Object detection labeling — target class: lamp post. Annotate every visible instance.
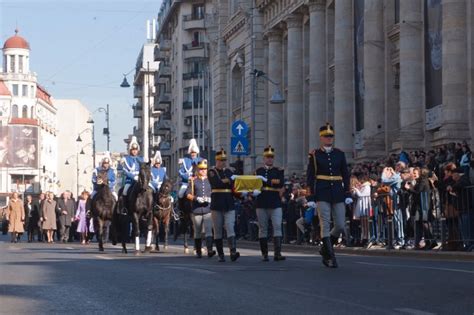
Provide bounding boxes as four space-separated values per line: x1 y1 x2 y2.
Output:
88 105 111 153
87 117 96 167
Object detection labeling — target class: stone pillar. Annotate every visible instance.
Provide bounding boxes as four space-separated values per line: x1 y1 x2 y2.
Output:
362 0 385 156
309 0 326 150
398 0 424 149
334 0 354 155
267 30 284 166
435 0 470 142
286 14 304 174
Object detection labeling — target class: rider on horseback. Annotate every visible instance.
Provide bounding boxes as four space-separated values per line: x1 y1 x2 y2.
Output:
178 138 202 199
91 152 117 200
120 136 144 213
150 150 168 194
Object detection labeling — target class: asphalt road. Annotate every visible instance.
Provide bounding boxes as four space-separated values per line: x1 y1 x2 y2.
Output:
0 234 473 315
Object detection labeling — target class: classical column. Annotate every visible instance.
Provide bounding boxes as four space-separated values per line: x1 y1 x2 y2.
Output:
363 0 385 156
436 0 470 142
309 0 326 150
334 0 354 155
267 30 284 166
286 14 304 174
398 0 424 149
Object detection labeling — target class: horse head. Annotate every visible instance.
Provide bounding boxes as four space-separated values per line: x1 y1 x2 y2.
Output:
96 169 109 187
138 162 152 190
159 180 172 197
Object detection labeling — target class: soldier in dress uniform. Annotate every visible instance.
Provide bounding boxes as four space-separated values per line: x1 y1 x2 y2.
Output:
91 152 117 200
254 145 286 261
150 151 168 194
306 123 352 268
186 159 216 258
208 148 240 262
178 139 202 199
120 136 144 212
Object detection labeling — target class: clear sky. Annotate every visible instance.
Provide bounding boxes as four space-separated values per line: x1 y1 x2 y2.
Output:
0 0 162 153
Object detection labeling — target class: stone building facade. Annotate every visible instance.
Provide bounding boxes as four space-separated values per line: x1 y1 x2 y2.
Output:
210 0 474 177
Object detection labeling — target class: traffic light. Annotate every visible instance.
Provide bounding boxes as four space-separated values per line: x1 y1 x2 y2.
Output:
42 165 46 173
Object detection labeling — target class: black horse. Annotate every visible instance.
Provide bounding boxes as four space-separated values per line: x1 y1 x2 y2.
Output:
175 190 194 253
152 180 173 251
127 162 155 254
91 169 116 252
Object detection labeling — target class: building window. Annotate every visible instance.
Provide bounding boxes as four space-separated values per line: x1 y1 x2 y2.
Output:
19 56 23 73
192 4 205 20
232 66 243 110
10 55 15 72
12 84 18 96
30 85 35 97
30 107 34 119
12 104 18 118
192 32 202 46
394 0 400 24
22 105 28 118
22 85 28 97
3 58 6 73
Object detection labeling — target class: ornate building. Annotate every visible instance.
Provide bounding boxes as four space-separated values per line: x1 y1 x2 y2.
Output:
209 0 474 176
0 30 58 202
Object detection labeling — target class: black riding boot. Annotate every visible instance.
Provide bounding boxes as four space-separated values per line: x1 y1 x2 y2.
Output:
259 238 269 261
206 237 216 258
227 236 240 262
322 237 338 268
215 239 225 262
194 238 202 258
274 237 286 261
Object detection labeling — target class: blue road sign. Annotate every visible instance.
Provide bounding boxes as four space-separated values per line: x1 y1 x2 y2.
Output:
231 137 249 156
231 120 249 137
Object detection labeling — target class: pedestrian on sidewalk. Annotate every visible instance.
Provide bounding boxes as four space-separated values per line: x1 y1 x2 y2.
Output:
56 191 75 243
41 192 57 243
24 195 40 242
75 191 91 245
7 192 24 243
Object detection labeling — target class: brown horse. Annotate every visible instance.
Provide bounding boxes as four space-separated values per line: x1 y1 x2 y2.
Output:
152 180 173 251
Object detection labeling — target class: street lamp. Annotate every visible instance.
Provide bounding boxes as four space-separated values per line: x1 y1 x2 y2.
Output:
120 74 131 88
90 106 111 152
252 69 285 104
87 117 96 167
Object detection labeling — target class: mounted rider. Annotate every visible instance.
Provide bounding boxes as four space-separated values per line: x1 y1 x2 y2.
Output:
91 151 117 200
150 150 168 194
178 138 202 199
120 136 144 210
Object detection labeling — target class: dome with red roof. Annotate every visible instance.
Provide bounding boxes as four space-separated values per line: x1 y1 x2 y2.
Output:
3 29 30 50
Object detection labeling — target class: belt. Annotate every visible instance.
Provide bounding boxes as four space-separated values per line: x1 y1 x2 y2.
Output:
316 175 343 181
262 187 281 192
211 189 232 193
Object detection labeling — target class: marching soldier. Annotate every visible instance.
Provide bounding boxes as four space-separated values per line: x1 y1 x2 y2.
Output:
91 152 117 200
254 145 286 261
186 159 216 258
178 139 202 198
307 123 352 268
208 148 240 262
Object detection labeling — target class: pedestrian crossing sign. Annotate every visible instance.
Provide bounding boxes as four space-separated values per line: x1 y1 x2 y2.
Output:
231 137 249 156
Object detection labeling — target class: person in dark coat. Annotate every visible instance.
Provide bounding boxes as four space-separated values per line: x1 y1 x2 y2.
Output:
24 195 40 242
56 191 76 243
208 148 239 262
306 123 352 268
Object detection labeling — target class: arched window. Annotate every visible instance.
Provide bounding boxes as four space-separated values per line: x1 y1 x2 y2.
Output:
22 105 28 118
11 104 18 118
30 106 34 119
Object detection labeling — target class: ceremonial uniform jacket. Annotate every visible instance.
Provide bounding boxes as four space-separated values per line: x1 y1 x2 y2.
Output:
92 167 116 192
255 166 284 209
150 166 167 192
121 155 144 184
208 167 235 212
306 147 350 203
179 156 202 184
186 176 212 215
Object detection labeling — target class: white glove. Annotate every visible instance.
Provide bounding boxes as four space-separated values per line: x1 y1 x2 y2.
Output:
133 175 139 181
205 197 211 203
196 197 205 203
230 175 237 180
257 175 268 182
345 198 353 205
253 190 261 197
307 201 316 209
170 196 174 203
241 191 248 197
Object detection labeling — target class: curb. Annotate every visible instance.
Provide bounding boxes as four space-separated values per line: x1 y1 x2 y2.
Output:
237 240 474 262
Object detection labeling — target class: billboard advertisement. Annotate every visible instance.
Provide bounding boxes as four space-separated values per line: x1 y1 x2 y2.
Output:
0 125 39 168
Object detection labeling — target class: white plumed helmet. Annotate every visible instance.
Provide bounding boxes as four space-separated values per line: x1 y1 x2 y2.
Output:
187 138 200 154
128 136 140 151
152 150 162 164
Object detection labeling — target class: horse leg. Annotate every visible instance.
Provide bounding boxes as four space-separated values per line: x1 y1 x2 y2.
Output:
164 215 170 249
144 212 154 253
132 212 141 255
98 218 104 252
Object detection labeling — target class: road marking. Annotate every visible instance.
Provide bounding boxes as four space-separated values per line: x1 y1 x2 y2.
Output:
164 266 215 275
356 261 474 275
95 255 114 260
394 308 436 315
65 247 74 250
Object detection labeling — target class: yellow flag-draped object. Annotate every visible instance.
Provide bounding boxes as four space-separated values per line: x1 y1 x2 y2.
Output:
233 175 263 192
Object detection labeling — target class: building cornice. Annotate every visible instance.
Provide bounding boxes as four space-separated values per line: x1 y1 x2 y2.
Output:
222 11 247 42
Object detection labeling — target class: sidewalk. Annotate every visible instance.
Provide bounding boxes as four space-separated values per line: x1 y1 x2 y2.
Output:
237 240 474 262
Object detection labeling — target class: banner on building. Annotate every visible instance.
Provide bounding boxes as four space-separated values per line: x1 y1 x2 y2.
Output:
0 125 39 168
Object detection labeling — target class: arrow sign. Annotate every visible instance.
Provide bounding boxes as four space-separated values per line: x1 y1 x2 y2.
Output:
231 137 249 156
231 120 248 137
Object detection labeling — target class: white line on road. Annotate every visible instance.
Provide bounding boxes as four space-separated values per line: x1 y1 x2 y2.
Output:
394 308 436 315
164 266 216 275
95 255 114 260
65 247 74 250
356 261 474 275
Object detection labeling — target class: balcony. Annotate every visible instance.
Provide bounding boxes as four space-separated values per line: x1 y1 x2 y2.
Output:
182 42 209 60
182 71 201 80
183 13 205 30
159 39 171 51
133 86 143 98
154 46 169 61
158 64 171 77
183 100 204 110
133 104 142 118
153 100 169 112
160 111 172 120
158 92 171 104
